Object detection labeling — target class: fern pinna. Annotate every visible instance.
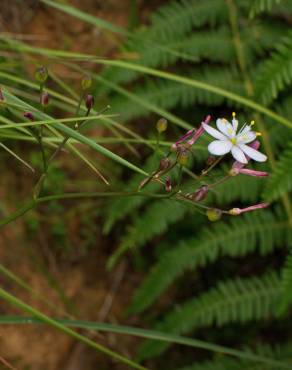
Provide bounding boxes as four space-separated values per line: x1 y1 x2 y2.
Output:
99 0 292 367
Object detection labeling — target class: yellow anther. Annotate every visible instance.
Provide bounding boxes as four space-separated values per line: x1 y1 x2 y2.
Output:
222 118 227 123
250 120 255 126
228 128 233 135
232 112 236 117
256 132 262 137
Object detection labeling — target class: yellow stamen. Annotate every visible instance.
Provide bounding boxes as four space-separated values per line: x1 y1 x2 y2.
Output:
231 138 237 145
256 132 262 137
232 112 236 117
250 120 255 126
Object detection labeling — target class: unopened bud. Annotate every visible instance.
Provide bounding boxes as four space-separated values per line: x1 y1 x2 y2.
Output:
156 118 168 133
23 112 34 121
206 156 216 166
81 76 92 90
177 149 189 166
192 185 209 201
206 208 222 222
40 91 49 106
85 94 94 110
171 143 178 152
165 177 172 192
35 66 48 83
159 158 171 171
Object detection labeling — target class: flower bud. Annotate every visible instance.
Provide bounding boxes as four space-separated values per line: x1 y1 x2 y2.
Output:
40 91 49 106
177 149 189 166
206 156 216 166
23 112 34 121
159 157 171 171
192 185 209 202
85 94 94 110
206 208 222 222
81 76 92 90
165 177 172 192
171 143 178 152
156 118 168 133
35 66 48 83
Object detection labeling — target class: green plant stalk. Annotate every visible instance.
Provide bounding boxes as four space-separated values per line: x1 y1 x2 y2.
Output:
0 289 149 370
1 315 291 369
226 0 292 224
5 42 292 129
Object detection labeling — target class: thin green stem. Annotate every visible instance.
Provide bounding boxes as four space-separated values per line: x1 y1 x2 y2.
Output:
0 289 149 370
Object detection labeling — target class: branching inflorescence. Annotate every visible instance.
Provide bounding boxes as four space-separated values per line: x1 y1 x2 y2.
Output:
139 113 269 221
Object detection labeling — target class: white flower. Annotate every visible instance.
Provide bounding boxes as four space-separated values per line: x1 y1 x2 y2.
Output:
202 114 267 164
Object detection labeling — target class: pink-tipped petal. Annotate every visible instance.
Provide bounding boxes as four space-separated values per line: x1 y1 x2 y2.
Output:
231 146 248 164
208 140 232 155
202 123 226 140
239 144 267 162
239 168 269 177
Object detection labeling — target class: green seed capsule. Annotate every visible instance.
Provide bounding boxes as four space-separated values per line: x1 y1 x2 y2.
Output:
156 118 168 133
206 208 222 222
81 76 92 90
177 150 189 166
35 66 48 83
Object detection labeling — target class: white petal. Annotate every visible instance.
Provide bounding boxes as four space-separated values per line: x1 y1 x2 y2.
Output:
216 118 235 138
239 124 251 135
231 146 248 164
208 140 232 155
239 144 267 162
202 123 226 140
237 131 257 144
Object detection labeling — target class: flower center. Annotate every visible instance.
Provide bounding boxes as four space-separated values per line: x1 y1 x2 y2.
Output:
230 137 237 145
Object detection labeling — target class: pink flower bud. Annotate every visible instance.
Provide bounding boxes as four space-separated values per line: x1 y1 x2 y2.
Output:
187 115 211 146
165 177 172 192
40 91 49 106
237 168 268 177
228 202 269 215
190 185 209 201
23 112 34 121
85 94 94 110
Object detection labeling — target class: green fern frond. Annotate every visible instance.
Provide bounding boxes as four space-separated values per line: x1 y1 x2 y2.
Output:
107 199 189 269
278 252 292 314
255 30 292 104
145 0 227 42
138 272 281 360
179 342 292 370
129 210 289 315
103 154 160 234
263 142 292 201
250 0 282 18
109 68 244 122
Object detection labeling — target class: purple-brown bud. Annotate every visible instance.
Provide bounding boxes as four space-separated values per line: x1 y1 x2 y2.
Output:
165 177 172 192
192 185 209 201
159 157 171 171
85 94 94 110
23 112 34 121
40 91 49 106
